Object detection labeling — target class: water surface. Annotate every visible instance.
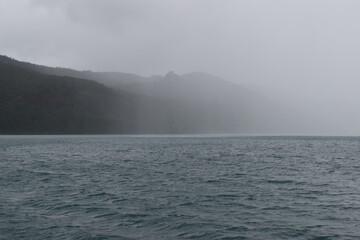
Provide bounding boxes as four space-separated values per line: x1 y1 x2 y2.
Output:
1 135 359 239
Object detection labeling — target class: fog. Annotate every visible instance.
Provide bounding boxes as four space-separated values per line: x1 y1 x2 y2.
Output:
1 0 360 134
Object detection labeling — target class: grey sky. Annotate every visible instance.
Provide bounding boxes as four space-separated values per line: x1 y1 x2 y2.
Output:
1 0 360 133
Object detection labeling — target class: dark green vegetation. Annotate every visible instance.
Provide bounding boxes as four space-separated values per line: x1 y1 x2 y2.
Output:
0 56 141 134
0 55 314 134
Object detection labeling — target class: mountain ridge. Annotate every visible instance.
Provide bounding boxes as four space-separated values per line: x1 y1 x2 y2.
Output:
0 54 320 134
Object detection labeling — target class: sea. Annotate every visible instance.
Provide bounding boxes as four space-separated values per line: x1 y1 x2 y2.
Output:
0 135 359 240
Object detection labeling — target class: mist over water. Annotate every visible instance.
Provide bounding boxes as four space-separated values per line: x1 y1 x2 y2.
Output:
93 71 344 135
2 2 360 240
1 0 360 135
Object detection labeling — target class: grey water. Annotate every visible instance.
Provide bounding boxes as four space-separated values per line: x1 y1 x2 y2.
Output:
1 135 360 240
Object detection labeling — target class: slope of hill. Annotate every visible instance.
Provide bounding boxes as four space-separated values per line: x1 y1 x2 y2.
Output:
0 55 150 87
117 71 319 134
0 54 319 134
0 57 141 134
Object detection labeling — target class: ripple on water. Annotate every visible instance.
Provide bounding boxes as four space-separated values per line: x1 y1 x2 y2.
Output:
1 135 360 239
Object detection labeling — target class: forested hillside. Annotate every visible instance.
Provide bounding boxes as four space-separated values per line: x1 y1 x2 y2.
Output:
0 55 316 134
0 58 140 134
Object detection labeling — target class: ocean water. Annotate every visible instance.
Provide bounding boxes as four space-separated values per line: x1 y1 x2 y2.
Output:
1 135 360 240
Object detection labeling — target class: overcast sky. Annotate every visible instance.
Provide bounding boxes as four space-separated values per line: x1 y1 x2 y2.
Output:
1 0 360 132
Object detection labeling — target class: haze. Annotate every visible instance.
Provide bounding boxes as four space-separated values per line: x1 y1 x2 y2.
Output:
1 0 360 135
